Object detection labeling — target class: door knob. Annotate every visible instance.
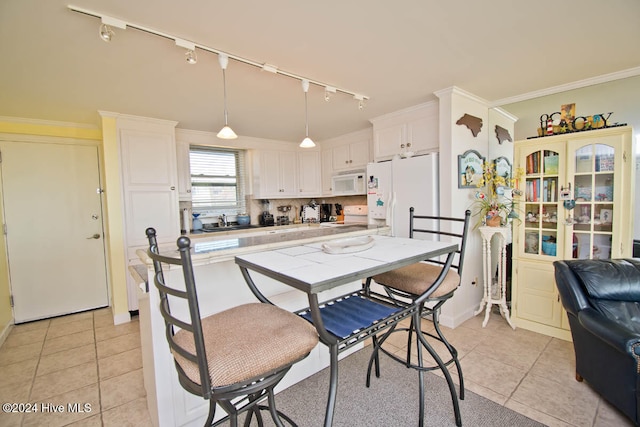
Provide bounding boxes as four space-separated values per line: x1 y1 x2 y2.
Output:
86 233 101 240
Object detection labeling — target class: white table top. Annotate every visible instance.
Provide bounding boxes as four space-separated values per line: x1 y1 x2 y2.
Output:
235 235 457 294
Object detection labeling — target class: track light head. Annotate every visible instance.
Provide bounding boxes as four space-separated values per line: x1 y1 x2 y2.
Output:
354 94 366 110
99 23 114 42
175 39 197 64
324 86 336 102
185 49 197 64
99 15 126 42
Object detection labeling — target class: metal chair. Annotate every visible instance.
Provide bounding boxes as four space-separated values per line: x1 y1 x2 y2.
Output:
365 208 471 427
146 228 319 427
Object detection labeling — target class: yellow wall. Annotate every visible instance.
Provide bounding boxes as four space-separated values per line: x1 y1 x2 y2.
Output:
0 166 12 338
99 116 129 321
0 118 129 328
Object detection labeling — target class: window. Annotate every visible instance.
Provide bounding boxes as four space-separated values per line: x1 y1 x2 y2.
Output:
189 146 246 213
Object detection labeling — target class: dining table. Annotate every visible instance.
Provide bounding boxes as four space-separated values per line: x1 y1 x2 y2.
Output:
235 234 458 427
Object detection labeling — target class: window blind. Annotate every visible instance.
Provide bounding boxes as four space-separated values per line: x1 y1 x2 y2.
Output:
189 146 246 214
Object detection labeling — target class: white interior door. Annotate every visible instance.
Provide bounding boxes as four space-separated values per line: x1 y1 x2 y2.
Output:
1 140 108 323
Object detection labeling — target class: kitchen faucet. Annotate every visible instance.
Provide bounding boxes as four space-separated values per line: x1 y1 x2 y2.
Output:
219 213 228 227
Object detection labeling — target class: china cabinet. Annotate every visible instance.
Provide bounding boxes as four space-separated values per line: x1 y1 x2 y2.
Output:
512 126 634 339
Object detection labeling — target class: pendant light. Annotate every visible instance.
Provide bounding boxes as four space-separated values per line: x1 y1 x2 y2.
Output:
300 79 315 148
217 53 237 139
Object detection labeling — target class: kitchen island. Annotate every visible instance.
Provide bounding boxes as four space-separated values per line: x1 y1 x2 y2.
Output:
135 223 389 427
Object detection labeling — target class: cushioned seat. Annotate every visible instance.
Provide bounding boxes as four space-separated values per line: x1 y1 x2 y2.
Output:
146 228 318 427
372 264 460 298
554 258 640 426
173 303 318 388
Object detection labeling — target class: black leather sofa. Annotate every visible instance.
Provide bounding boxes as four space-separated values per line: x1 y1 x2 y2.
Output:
554 259 640 426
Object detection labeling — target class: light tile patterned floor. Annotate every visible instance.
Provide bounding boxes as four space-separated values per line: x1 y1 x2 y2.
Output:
0 307 634 426
0 308 150 427
384 311 634 427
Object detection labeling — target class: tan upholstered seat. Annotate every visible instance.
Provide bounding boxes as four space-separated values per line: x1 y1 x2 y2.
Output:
173 303 318 387
146 229 318 426
372 263 461 299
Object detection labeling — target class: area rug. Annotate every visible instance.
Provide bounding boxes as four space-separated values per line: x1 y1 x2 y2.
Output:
262 347 545 427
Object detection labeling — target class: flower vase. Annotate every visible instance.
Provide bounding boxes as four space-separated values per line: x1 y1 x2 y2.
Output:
486 215 501 227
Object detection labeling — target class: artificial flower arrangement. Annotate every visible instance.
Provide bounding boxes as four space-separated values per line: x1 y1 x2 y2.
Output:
471 161 524 228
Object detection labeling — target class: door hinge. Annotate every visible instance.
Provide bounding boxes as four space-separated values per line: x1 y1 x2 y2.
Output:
2 223 6 235
9 295 13 307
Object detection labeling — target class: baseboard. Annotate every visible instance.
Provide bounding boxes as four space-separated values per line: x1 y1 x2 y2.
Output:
0 321 14 347
439 304 477 329
113 311 131 325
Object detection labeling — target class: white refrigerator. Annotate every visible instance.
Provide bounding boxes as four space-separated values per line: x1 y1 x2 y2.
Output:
366 153 439 237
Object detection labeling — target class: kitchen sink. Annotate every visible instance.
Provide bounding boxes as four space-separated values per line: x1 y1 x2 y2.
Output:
201 224 265 233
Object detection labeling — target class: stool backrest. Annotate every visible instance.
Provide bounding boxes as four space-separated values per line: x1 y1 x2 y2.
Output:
409 208 471 277
145 228 212 399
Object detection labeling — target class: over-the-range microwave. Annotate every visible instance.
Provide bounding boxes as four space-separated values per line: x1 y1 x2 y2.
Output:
332 172 366 196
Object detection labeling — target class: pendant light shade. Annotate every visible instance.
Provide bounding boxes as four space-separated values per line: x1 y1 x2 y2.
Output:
300 79 315 148
217 53 237 139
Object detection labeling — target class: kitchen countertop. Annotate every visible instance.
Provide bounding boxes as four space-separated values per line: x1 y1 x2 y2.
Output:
135 223 390 273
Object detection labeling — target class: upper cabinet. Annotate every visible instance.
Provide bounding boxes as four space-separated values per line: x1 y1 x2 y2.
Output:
370 101 438 161
332 138 370 171
252 149 321 199
320 128 372 195
176 140 192 201
117 118 180 247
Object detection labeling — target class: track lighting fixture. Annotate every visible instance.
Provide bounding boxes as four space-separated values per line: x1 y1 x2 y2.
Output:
354 94 366 110
98 15 126 42
175 39 197 64
99 24 114 42
300 80 315 148
216 53 237 139
324 86 336 102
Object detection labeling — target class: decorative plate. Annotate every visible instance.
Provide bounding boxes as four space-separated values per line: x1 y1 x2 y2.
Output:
321 236 375 254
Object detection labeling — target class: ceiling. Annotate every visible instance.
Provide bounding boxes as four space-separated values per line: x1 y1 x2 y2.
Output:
2 0 640 142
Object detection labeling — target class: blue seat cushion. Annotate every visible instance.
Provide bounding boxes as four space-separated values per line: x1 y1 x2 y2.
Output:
300 294 401 340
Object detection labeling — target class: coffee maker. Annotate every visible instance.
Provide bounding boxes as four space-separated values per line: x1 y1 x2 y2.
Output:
259 199 274 226
320 203 332 222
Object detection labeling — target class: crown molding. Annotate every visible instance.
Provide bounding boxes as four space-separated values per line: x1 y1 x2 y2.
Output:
491 66 640 107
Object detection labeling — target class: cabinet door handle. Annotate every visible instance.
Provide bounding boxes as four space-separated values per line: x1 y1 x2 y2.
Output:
170 186 175 190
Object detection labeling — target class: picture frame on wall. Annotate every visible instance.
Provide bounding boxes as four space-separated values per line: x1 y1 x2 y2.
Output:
458 149 485 188
493 156 512 184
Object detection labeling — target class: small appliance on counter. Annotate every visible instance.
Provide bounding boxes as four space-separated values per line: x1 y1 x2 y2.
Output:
320 203 332 222
302 204 320 223
259 199 274 226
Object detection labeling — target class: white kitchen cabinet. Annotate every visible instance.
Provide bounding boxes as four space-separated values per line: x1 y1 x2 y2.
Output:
511 126 634 340
253 150 322 199
321 148 334 195
116 115 179 312
371 101 438 161
176 140 192 201
332 139 370 172
297 150 321 196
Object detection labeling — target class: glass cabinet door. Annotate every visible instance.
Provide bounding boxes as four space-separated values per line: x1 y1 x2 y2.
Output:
522 144 564 258
569 143 616 259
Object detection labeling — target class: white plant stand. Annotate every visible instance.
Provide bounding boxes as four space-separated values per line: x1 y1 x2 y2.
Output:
474 226 516 329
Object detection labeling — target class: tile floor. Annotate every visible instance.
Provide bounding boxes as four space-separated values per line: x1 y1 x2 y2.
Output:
0 307 634 426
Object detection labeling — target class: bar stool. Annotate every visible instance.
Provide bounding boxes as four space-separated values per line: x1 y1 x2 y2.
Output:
365 209 471 427
146 228 319 426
